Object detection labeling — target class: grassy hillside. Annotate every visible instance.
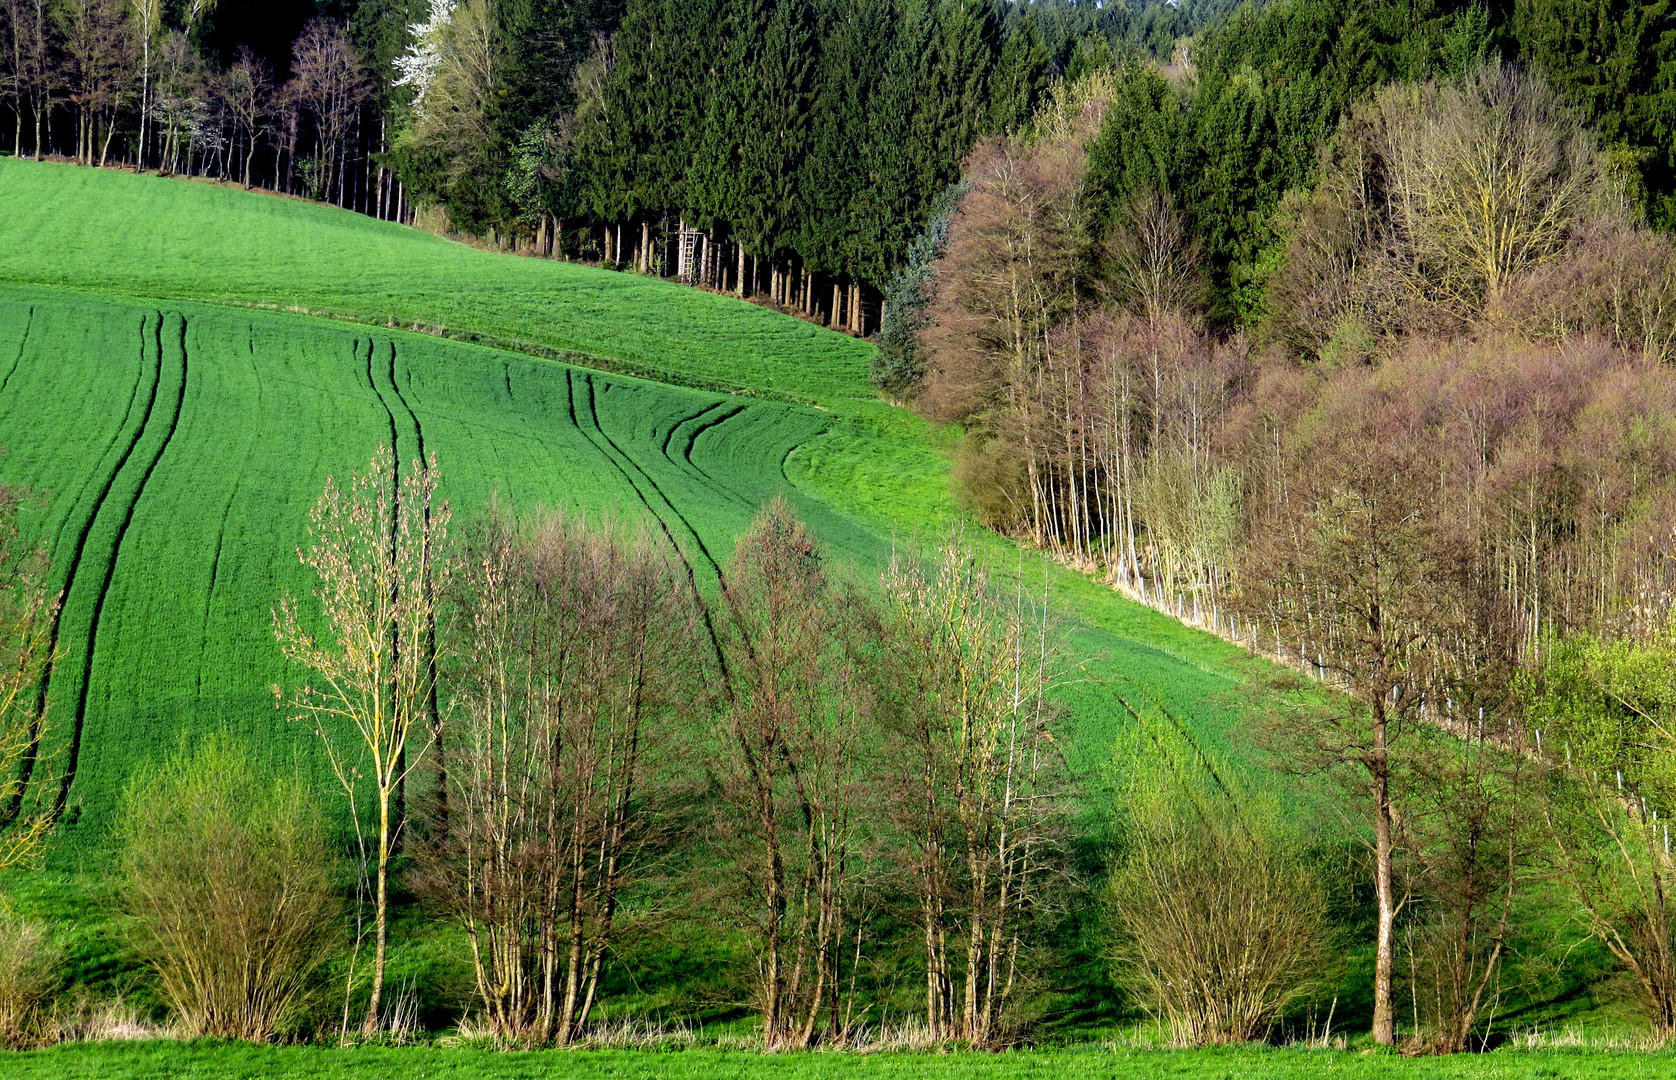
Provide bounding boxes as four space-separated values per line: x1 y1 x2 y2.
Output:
0 160 871 404
0 158 1267 863
0 288 861 852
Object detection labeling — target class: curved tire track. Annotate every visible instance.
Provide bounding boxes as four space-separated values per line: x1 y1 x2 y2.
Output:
196 325 266 697
0 304 33 400
578 372 721 577
567 371 731 674
659 401 758 509
8 311 162 826
46 312 190 818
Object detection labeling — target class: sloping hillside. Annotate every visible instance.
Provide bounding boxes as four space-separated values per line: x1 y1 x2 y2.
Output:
0 161 1266 857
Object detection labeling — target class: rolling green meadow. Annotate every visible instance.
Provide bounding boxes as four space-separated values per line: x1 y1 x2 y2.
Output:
0 156 1255 854
0 159 1644 1076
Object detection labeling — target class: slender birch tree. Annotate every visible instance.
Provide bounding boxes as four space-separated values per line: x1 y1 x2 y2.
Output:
883 532 1067 1046
274 445 450 1037
0 487 56 870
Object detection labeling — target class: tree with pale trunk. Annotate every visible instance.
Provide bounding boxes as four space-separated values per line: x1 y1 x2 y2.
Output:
128 0 156 165
1238 429 1479 1047
882 532 1067 1046
286 18 370 202
1269 61 1606 355
216 47 272 187
274 445 449 1038
0 486 57 871
393 0 499 188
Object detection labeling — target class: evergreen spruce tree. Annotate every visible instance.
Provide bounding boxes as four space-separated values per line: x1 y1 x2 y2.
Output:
988 14 1049 135
796 0 886 283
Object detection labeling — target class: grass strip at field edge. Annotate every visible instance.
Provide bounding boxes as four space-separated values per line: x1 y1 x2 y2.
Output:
6 1041 1671 1079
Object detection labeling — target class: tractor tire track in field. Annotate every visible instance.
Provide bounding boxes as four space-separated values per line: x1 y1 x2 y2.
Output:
660 401 756 508
47 312 189 819
8 311 162 826
196 326 265 697
0 304 32 399
576 372 721 577
386 342 427 465
566 370 731 675
382 341 443 782
362 338 403 460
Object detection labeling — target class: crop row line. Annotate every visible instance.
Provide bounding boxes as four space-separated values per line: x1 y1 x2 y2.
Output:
566 370 732 675
43 312 189 820
10 310 161 827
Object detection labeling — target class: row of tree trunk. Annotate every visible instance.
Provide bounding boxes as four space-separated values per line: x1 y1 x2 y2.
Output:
519 214 874 335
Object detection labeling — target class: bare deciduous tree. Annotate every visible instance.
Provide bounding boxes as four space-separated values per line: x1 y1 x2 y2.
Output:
883 533 1066 1046
713 499 877 1048
0 485 55 870
428 507 706 1043
1271 62 1605 354
1103 188 1199 324
274 445 449 1037
53 0 132 166
216 46 271 188
1239 459 1440 1047
286 18 369 202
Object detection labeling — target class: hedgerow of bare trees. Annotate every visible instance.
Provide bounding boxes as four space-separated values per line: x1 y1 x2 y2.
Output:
428 508 706 1043
903 52 1676 1049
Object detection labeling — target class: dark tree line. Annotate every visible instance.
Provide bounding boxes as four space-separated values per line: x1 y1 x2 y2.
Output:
0 1 1197 332
395 0 1138 333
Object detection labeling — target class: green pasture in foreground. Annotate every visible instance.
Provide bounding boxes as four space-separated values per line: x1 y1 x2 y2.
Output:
8 1043 1671 1080
0 160 1267 859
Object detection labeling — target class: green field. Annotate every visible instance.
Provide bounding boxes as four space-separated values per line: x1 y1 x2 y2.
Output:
0 159 1395 1073
0 287 860 849
0 158 1261 857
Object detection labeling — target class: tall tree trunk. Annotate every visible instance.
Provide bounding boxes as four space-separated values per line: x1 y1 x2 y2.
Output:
98 111 115 168
363 789 392 1035
1371 705 1397 1046
737 245 746 297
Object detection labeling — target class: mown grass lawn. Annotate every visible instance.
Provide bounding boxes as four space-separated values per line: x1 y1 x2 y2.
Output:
8 1043 1671 1080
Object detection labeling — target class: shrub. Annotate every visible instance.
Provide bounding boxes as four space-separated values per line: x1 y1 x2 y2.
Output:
0 909 59 1047
1103 719 1329 1044
117 735 340 1040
